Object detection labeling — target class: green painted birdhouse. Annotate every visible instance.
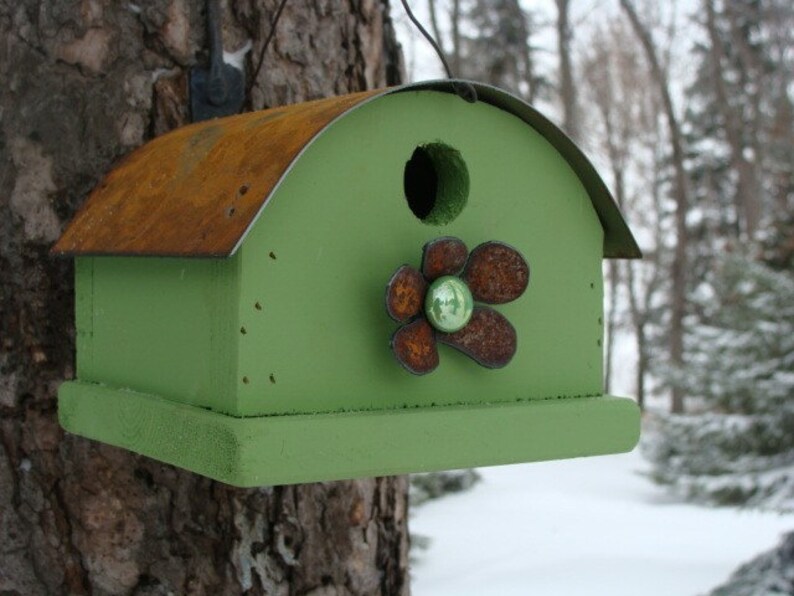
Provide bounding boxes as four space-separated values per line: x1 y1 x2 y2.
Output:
53 81 642 487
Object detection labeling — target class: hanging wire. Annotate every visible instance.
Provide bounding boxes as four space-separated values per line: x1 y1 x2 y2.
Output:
399 0 453 78
249 0 291 95
399 0 477 102
248 0 476 103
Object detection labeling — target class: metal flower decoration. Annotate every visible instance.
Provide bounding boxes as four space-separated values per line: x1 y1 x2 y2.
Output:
386 237 530 375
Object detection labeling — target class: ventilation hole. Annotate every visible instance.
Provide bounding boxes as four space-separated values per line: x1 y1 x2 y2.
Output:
597 339 603 347
590 282 595 289
598 316 603 325
240 326 247 335
226 206 236 217
269 374 276 384
242 376 250 384
404 142 469 226
254 302 263 311
238 184 250 197
268 251 277 260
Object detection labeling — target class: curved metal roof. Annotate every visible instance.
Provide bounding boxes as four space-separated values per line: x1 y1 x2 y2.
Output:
52 80 640 259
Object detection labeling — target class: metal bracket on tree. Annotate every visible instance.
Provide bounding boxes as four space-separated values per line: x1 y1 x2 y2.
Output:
190 0 245 122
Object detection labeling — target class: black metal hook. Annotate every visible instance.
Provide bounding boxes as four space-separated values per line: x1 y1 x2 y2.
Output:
190 0 246 121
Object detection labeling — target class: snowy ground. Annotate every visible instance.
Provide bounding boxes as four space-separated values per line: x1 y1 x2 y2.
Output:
410 448 794 596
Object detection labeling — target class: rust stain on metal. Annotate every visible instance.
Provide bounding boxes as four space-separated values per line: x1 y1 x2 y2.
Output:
388 236 528 374
462 241 530 304
421 237 468 281
437 307 517 368
52 81 641 259
386 265 427 323
51 89 383 257
390 318 439 375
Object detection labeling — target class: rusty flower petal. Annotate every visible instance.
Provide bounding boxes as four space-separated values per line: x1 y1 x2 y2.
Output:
386 265 427 323
421 237 468 281
462 241 529 304
391 318 439 375
437 307 517 368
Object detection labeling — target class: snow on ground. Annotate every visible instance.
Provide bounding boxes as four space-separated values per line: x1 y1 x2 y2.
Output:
410 448 794 596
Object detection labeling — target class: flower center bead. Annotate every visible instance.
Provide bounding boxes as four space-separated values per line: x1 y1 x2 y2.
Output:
424 276 474 333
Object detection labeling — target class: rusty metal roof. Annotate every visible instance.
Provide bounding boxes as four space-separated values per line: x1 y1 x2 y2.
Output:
52 81 641 259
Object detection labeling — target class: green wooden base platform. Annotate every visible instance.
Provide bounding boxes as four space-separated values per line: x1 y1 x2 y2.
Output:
58 381 640 487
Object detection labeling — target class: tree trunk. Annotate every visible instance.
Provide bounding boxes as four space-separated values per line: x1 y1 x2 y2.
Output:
450 0 461 76
621 0 689 414
704 0 761 241
0 1 407 594
555 0 580 142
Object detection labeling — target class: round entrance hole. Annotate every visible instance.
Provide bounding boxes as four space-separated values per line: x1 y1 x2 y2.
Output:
403 143 469 226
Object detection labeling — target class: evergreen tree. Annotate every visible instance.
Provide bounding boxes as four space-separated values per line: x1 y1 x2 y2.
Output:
458 0 547 103
644 0 794 512
684 0 794 245
709 532 794 595
644 252 794 510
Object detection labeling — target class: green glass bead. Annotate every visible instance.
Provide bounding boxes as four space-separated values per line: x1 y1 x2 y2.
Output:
424 276 474 333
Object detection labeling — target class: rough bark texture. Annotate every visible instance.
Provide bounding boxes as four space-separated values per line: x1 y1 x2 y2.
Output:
0 1 408 594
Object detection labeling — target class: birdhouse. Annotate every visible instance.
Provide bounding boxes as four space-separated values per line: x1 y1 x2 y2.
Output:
53 81 642 487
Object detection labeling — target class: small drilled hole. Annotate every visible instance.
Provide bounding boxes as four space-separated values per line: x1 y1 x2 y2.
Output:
240 326 247 335
226 206 236 217
268 251 277 260
269 374 276 384
597 339 603 347
590 282 595 289
404 143 469 226
254 302 263 311
242 376 250 384
238 184 250 196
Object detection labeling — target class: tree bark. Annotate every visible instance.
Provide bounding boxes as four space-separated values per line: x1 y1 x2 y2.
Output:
0 1 407 594
620 0 689 414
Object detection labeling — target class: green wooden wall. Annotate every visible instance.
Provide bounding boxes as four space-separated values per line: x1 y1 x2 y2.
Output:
75 255 241 415
74 91 605 418
235 91 605 416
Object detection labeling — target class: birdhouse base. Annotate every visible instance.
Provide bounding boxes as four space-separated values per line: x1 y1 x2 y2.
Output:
58 381 640 487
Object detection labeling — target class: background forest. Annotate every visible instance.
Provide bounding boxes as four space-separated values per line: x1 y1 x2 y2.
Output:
398 0 794 593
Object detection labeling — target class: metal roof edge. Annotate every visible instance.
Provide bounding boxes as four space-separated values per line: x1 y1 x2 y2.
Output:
232 79 642 259
52 81 640 259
